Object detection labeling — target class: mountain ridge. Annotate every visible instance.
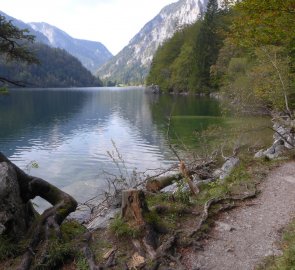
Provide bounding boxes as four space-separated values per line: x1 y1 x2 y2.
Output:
97 0 210 84
0 11 102 87
0 11 113 74
29 22 113 74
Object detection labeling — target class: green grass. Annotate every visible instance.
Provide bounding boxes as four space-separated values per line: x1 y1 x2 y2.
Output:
109 215 141 238
76 254 90 270
34 240 76 270
0 236 22 261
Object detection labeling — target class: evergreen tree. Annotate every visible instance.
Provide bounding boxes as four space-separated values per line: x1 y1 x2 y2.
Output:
194 0 221 90
0 15 38 85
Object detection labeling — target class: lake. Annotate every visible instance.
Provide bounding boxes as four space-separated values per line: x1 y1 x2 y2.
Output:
0 87 260 205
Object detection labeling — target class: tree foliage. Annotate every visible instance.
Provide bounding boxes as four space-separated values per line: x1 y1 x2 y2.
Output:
147 0 295 114
231 0 295 49
0 15 38 64
218 0 295 113
0 15 40 86
147 1 230 94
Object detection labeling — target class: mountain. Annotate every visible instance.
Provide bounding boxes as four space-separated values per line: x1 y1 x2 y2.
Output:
97 0 210 85
0 43 102 88
29 22 113 74
0 11 102 87
0 11 50 45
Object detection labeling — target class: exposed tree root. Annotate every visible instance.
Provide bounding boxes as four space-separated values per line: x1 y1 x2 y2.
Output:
145 191 258 269
0 152 78 270
189 190 257 237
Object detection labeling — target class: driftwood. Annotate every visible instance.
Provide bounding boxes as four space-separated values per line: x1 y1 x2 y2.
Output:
0 152 78 270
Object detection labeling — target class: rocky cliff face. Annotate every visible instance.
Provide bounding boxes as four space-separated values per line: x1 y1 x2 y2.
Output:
29 22 113 74
97 0 210 84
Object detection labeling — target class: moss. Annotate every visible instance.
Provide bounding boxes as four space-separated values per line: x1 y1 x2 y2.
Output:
32 221 87 269
146 193 171 208
61 220 87 242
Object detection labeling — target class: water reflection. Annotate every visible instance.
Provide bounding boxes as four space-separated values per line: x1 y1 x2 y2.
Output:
0 87 221 203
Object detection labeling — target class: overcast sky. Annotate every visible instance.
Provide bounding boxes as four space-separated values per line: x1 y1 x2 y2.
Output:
0 0 177 55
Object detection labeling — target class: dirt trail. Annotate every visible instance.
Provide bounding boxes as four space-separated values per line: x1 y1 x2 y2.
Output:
182 162 295 270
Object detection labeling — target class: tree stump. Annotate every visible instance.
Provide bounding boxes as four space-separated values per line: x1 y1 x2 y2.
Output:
121 189 149 227
121 189 158 259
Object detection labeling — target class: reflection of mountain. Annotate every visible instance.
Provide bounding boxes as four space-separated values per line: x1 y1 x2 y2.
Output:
0 88 221 161
0 89 89 149
0 88 222 202
0 88 174 171
0 89 176 179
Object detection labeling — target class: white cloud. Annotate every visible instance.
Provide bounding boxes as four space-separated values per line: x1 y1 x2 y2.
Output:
0 0 176 54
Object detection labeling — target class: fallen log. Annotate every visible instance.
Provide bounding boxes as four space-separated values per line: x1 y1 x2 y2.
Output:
146 160 215 193
146 173 183 193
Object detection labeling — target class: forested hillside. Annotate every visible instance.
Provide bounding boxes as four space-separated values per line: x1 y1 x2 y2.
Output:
0 13 102 88
29 22 113 74
147 0 295 113
147 0 229 93
0 43 102 87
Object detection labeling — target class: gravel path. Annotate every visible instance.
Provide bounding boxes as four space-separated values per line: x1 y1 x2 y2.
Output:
183 162 295 270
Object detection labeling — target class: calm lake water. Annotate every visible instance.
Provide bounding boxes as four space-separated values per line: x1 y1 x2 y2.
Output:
0 87 222 203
